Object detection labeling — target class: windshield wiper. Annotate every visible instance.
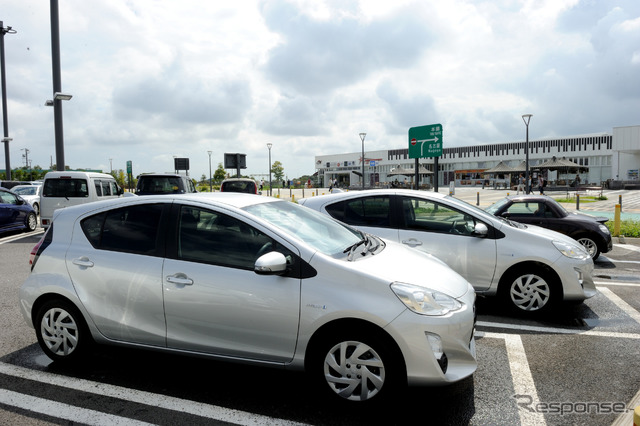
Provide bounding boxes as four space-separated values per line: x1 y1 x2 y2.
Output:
344 235 369 260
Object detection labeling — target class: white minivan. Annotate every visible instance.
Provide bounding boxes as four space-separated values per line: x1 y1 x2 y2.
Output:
40 171 123 228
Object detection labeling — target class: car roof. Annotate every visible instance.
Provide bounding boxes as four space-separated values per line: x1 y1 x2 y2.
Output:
53 192 279 220
505 194 554 201
300 188 448 206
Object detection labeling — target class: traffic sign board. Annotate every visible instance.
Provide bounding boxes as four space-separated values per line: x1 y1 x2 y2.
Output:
408 124 443 158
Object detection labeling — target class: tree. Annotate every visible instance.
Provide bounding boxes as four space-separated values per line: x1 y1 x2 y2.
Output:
214 163 226 183
200 174 207 185
271 161 284 183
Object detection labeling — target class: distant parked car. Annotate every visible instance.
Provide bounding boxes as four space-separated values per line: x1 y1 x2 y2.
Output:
220 178 259 194
11 184 42 215
20 193 476 402
299 189 596 315
0 187 38 234
485 195 612 260
135 174 197 195
40 171 123 229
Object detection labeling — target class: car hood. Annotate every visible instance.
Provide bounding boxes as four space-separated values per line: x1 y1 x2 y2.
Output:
333 238 473 299
567 211 608 223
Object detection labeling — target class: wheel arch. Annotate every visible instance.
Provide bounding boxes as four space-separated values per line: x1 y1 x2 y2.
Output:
498 260 563 300
304 318 407 379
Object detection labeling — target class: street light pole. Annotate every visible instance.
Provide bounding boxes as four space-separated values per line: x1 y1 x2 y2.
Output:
1 22 16 180
359 133 366 190
267 143 272 196
207 150 212 192
522 114 533 194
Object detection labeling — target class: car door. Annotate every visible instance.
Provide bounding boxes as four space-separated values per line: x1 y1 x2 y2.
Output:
0 191 25 232
65 203 168 346
162 204 301 363
395 195 497 291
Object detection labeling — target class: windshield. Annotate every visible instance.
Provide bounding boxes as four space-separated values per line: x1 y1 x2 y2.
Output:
12 186 37 196
485 197 511 215
243 201 364 256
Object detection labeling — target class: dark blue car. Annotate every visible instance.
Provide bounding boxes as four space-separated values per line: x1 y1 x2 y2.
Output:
0 187 38 235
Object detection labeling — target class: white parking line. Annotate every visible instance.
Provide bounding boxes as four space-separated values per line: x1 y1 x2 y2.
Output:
0 230 43 245
0 389 153 426
478 332 546 425
477 321 640 339
594 281 640 287
0 362 308 426
598 287 640 325
613 244 640 253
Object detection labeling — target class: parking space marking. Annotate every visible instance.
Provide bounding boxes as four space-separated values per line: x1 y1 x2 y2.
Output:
594 281 640 287
612 244 640 253
477 332 546 425
598 287 640 325
0 362 309 426
0 389 153 426
477 322 640 339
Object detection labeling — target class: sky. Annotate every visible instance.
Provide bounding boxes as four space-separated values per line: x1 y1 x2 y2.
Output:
2 0 639 181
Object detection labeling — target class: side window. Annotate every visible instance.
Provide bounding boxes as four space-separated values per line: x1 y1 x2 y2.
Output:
505 202 543 217
94 180 103 197
81 204 164 255
401 197 476 236
325 196 391 228
0 192 17 204
110 181 120 196
177 206 288 270
186 179 196 193
102 181 112 196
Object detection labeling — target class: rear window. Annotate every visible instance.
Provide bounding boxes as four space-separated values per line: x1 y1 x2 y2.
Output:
137 176 186 194
221 180 257 194
43 178 89 198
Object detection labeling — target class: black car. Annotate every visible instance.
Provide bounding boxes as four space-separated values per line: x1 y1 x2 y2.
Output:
486 195 612 259
135 174 197 195
0 187 38 234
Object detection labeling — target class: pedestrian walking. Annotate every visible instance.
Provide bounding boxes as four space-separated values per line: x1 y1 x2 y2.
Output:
517 173 525 194
538 175 545 195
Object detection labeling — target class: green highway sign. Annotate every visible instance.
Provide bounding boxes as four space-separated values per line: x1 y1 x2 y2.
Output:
408 124 443 158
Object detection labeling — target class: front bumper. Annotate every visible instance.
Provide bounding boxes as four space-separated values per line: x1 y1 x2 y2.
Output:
385 284 477 386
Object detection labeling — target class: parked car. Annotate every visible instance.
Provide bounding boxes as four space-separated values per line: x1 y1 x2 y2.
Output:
220 178 259 194
20 193 476 402
11 184 42 215
485 195 612 260
298 189 596 315
41 171 123 229
135 173 197 195
0 187 38 234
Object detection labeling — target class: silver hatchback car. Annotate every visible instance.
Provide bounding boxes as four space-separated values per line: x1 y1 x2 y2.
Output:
299 189 597 315
20 193 476 403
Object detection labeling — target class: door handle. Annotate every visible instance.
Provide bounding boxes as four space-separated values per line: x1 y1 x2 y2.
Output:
402 238 423 247
166 273 194 286
72 257 94 268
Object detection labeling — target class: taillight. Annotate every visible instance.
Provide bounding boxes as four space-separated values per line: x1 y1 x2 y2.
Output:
29 238 43 266
30 225 52 269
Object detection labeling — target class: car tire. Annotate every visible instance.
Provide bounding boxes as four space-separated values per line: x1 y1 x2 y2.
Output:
576 236 600 260
33 203 40 216
35 300 92 362
312 329 402 403
26 212 38 232
501 268 558 314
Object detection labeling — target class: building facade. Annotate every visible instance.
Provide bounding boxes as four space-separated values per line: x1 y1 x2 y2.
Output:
315 125 640 189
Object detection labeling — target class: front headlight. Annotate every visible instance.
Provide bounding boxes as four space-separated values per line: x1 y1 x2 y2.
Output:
391 282 462 316
599 224 610 234
552 240 590 260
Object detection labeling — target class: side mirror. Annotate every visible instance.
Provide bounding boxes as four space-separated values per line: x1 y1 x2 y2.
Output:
473 222 489 238
254 251 287 275
500 212 510 218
